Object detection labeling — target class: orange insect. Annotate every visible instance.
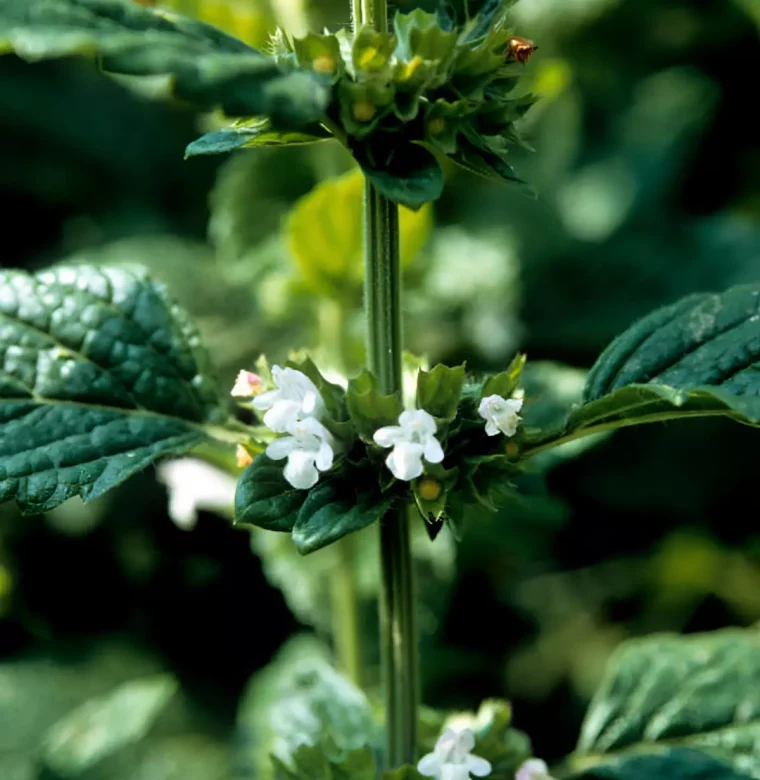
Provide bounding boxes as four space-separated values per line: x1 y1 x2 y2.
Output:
507 36 537 64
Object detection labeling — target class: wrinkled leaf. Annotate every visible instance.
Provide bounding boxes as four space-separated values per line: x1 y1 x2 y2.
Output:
570 628 760 779
186 118 331 157
567 748 753 780
0 0 328 127
42 675 178 776
417 363 466 421
525 285 760 455
287 169 432 299
354 139 445 210
235 454 307 532
0 266 227 514
237 635 379 779
346 370 403 440
292 474 392 554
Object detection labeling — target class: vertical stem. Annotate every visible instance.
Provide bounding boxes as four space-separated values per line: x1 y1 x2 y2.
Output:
318 300 363 687
332 536 363 687
365 187 418 767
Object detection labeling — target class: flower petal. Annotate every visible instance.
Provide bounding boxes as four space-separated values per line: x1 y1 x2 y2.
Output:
400 408 437 435
315 440 334 472
505 397 524 413
373 425 403 448
441 765 470 780
516 759 550 780
386 442 424 481
435 728 459 753
263 400 302 432
484 420 500 436
423 436 444 464
284 450 319 489
465 754 492 777
416 753 442 777
454 728 475 756
251 389 280 411
266 437 296 461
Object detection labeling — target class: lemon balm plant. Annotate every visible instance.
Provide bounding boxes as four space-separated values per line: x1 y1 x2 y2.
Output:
2 2 760 779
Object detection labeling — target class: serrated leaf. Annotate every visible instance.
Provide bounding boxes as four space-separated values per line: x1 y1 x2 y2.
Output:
42 675 178 776
235 454 307 531
354 139 445 210
292 474 392 554
482 353 526 399
0 0 328 128
286 169 432 299
346 371 403 440
237 636 379 778
186 118 331 157
417 363 466 421
524 285 760 456
567 748 752 780
0 265 228 514
568 628 760 779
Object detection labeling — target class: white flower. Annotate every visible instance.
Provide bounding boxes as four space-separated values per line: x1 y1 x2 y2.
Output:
266 417 335 490
417 728 491 780
373 409 444 481
157 458 236 530
478 394 523 437
515 759 555 780
252 365 325 433
230 369 262 398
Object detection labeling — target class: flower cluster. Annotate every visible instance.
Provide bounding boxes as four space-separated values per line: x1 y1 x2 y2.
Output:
232 366 335 490
232 364 524 491
418 728 491 780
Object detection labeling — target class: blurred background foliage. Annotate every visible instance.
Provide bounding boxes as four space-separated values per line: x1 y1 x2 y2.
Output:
1 0 759 776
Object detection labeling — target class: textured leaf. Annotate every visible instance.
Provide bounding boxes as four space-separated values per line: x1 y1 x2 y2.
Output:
42 675 178 776
0 265 227 514
0 0 328 127
567 748 752 780
354 139 445 210
417 363 466 421
292 475 392 555
524 285 760 456
186 118 331 157
237 636 379 779
235 454 307 532
287 169 432 299
346 370 403 440
569 628 760 779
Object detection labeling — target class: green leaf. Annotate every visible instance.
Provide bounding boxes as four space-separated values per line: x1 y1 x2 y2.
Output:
41 675 178 776
235 454 308 531
482 353 526 399
352 25 396 74
186 118 331 157
382 767 425 780
286 169 432 299
346 370 403 440
417 363 466 421
237 636 380 778
524 285 760 456
0 0 329 128
567 749 753 780
584 285 760 403
354 139 445 210
568 628 760 779
292 473 392 554
0 265 227 514
449 132 533 193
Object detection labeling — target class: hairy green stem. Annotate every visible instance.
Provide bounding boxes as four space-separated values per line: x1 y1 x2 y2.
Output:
365 186 418 767
332 535 363 687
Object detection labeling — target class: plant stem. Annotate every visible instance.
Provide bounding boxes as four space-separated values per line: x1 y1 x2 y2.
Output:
332 535 363 687
365 185 418 767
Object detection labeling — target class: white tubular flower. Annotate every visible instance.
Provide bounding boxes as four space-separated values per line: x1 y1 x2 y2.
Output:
252 365 325 433
373 409 444 481
230 370 262 398
417 728 491 780
266 417 335 490
157 459 236 530
478 394 523 437
515 759 555 780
